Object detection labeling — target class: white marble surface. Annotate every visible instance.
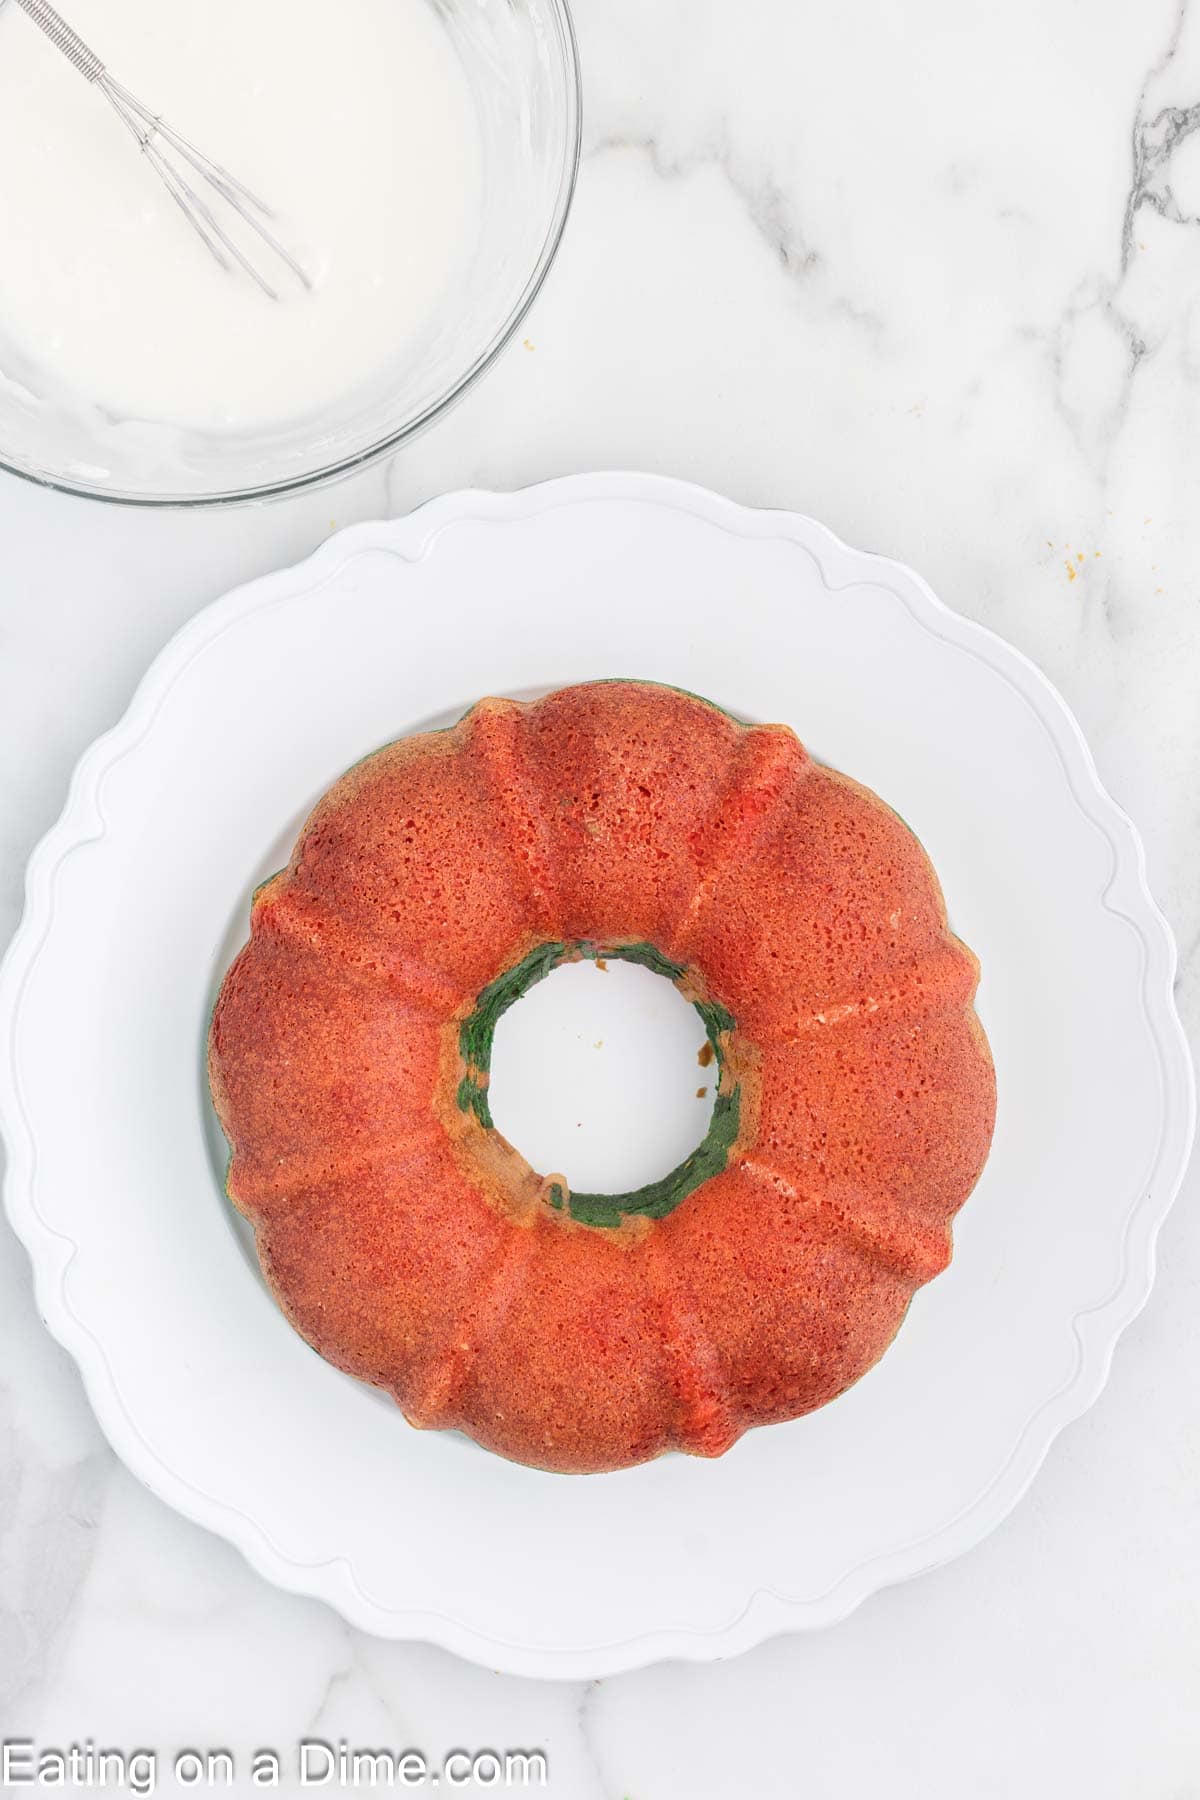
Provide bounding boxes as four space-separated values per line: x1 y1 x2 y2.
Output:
2 0 1199 1792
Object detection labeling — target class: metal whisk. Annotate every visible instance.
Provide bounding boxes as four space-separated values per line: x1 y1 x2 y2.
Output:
11 0 311 300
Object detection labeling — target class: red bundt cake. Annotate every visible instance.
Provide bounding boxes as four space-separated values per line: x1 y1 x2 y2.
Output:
209 680 995 1473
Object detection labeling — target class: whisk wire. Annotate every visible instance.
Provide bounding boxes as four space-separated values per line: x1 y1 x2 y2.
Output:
109 86 315 293
11 0 310 299
102 78 283 300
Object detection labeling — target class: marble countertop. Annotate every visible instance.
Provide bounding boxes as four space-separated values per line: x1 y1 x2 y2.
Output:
2 0 1199 1793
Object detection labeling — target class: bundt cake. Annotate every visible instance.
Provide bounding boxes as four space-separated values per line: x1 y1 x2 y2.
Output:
209 679 996 1473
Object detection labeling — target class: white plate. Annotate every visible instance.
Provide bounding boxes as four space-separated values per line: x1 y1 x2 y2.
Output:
0 473 1193 1679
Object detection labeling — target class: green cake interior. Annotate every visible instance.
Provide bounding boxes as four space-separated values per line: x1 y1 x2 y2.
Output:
456 940 740 1229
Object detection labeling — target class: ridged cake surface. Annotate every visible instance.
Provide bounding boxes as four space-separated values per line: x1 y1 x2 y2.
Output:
209 681 996 1472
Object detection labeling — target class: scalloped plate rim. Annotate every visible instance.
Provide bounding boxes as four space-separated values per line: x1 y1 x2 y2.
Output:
0 470 1193 1679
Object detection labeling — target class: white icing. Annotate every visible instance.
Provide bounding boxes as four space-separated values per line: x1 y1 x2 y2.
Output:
0 0 482 431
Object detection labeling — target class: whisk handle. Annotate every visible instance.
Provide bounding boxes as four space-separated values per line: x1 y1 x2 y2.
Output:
11 0 105 82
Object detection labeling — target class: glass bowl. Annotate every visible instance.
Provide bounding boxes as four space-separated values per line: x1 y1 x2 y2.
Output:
0 0 580 507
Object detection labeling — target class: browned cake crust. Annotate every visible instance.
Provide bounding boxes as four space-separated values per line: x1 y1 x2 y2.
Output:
209 681 996 1473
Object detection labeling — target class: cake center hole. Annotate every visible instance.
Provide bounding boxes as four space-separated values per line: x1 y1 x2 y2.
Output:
488 959 717 1194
